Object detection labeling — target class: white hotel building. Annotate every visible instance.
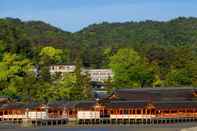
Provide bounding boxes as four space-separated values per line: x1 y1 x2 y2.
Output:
49 65 113 82
49 65 76 74
83 69 113 82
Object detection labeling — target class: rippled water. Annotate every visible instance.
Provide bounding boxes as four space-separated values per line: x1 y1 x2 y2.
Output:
0 128 183 131
2 123 197 131
1 127 195 131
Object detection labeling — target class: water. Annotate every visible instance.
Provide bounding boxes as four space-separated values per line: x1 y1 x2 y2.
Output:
1 126 196 131
1 123 197 131
0 128 184 131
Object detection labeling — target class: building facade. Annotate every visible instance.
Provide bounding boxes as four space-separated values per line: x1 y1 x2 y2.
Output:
83 69 113 82
49 65 113 83
49 65 76 74
1 87 197 126
76 87 197 124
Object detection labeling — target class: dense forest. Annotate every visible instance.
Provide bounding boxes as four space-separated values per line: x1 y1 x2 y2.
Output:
0 17 196 102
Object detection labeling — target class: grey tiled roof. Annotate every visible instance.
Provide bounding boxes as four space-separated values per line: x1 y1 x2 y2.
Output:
0 102 40 110
111 87 197 101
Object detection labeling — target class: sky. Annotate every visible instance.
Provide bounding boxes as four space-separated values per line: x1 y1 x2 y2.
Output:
1 0 197 32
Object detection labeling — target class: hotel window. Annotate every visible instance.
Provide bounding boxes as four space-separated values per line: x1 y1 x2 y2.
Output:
59 66 65 70
51 66 55 70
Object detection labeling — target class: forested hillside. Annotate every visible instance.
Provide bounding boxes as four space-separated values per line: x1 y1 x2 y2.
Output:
1 17 197 66
0 17 196 102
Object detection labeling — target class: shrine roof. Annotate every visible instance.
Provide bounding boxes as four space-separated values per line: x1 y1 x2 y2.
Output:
109 87 197 101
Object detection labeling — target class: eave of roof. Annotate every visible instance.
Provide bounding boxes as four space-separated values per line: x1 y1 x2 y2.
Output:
109 87 197 101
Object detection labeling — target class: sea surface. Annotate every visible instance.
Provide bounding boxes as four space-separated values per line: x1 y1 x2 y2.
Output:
1 127 197 131
0 127 196 131
1 123 197 131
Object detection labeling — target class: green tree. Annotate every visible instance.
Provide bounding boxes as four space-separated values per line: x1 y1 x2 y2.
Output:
109 48 153 88
0 40 5 60
165 69 192 86
14 73 38 102
104 77 113 94
56 73 78 100
74 54 83 88
39 46 63 65
0 53 34 98
81 73 92 99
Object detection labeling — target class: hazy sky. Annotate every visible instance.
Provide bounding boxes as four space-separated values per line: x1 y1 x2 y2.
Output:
1 0 197 32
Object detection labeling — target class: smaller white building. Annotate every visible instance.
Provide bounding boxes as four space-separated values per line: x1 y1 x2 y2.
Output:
49 65 113 82
83 69 113 82
49 65 76 74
